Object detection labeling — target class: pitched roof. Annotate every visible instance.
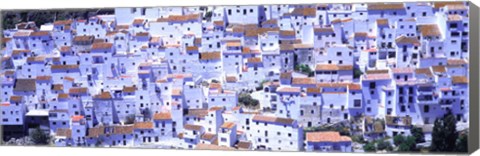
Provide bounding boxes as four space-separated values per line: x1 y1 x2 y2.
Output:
368 3 405 10
315 64 353 71
392 67 415 74
395 36 420 45
113 125 134 134
201 133 217 140
73 35 95 42
452 76 468 84
94 91 112 100
415 68 433 77
291 8 316 16
200 52 221 61
447 59 468 66
88 126 105 138
153 112 172 120
419 24 441 37
122 86 137 92
306 131 352 142
91 42 113 50
195 143 235 150
14 79 36 92
236 141 252 149
30 31 51 37
292 77 316 85
69 87 88 94
184 124 203 131
276 86 301 93
10 95 23 102
221 122 235 129
56 128 72 138
134 122 154 129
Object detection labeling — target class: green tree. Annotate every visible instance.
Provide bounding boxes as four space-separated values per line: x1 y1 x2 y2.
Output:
124 114 136 125
411 126 425 143
393 135 405 146
238 93 259 109
455 132 468 152
397 136 417 152
376 140 393 151
363 142 376 152
353 68 363 79
29 127 50 145
430 112 458 152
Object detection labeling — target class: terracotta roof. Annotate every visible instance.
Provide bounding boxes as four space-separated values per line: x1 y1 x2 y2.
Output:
236 141 252 149
226 41 242 47
292 77 316 85
252 115 295 125
54 20 73 26
58 93 69 99
184 124 203 131
452 76 468 84
73 35 95 42
376 19 389 26
201 133 217 140
433 2 464 9
186 109 208 118
221 122 235 129
447 59 468 66
280 44 295 51
395 36 420 45
14 79 36 92
247 57 262 63
306 131 352 142
291 8 316 16
186 46 198 52
276 86 301 93
26 56 46 63
69 87 88 94
59 46 71 52
132 18 145 25
113 125 134 134
368 3 405 10
226 76 238 83
88 126 105 138
30 31 50 37
51 65 79 70
11 49 31 56
71 115 84 122
122 86 137 92
262 19 277 26
134 122 154 129
213 21 224 26
52 84 64 91
36 75 52 81
415 68 433 77
280 71 292 79
10 95 23 102
64 76 75 82
279 30 295 37
92 42 113 50
419 24 441 37
306 87 322 94
94 91 112 100
364 73 391 81
365 70 389 74
200 52 221 61
431 66 447 73
154 112 172 120
317 64 353 71
135 32 149 37
314 27 334 34
56 128 72 138
348 83 362 91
